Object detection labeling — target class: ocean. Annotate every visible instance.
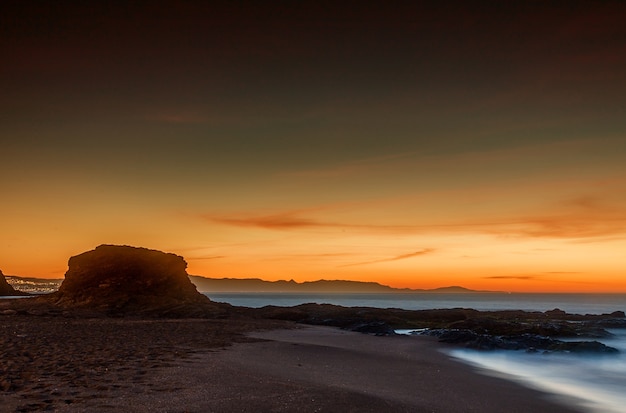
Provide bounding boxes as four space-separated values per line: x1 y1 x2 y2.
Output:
204 292 626 315
205 292 626 413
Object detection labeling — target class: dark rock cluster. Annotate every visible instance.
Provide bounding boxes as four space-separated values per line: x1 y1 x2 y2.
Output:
418 312 623 353
421 329 618 353
258 303 625 353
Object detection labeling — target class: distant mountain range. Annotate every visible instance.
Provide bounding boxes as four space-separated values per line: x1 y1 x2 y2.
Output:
5 274 491 294
188 276 491 294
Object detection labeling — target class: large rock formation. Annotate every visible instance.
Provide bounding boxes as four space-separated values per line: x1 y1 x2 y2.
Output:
0 270 28 296
49 245 227 317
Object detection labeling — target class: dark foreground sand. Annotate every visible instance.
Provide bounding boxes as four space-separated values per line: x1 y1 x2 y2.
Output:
1 318 583 413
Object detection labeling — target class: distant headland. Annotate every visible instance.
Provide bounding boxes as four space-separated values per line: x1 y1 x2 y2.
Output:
188 276 494 294
5 272 492 295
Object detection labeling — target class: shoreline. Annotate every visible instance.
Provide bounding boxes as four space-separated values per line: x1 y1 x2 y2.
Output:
103 325 586 412
238 326 584 413
1 318 584 412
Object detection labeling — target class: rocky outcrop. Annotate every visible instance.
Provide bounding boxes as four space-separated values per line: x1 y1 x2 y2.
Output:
421 329 619 353
347 321 397 336
418 313 624 353
48 245 228 317
0 270 29 296
257 303 625 353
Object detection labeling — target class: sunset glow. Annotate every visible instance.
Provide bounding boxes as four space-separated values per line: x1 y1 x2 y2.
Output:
2 2 626 292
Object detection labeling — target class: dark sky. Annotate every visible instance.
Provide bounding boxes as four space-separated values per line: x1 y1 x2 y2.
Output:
5 1 624 148
2 1 626 291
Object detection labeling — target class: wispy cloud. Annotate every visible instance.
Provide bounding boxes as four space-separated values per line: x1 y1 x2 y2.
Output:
208 210 626 240
187 255 226 261
203 190 626 241
339 249 435 268
260 252 357 263
483 275 536 280
207 210 439 234
485 273 592 285
204 204 366 231
210 212 331 230
287 253 356 258
544 271 583 274
498 196 626 239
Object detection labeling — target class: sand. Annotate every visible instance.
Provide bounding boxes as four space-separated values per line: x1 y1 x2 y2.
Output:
1 317 583 413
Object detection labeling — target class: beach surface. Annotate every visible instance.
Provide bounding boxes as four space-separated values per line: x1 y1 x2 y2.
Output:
1 316 584 413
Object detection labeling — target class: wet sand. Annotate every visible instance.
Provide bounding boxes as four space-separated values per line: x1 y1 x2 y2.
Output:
1 319 583 412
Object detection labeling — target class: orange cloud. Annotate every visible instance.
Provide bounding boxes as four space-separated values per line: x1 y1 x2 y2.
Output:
284 253 356 258
210 213 329 230
498 198 626 239
339 249 435 268
187 255 226 261
203 186 626 245
208 208 626 241
544 271 583 274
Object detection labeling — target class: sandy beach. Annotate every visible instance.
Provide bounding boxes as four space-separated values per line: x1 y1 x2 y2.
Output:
1 316 583 413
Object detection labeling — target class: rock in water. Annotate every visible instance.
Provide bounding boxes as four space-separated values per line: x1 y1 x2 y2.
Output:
50 245 224 317
0 269 28 296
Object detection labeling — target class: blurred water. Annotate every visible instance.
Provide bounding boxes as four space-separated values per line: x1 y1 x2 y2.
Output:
446 329 626 413
204 292 626 315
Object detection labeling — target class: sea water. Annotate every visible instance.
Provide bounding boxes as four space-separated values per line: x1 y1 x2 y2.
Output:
445 330 626 413
204 292 626 413
204 292 626 315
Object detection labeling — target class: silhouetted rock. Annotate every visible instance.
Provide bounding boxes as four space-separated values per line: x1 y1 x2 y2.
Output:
446 317 613 339
256 303 624 353
545 308 567 317
423 329 619 353
48 245 227 317
0 270 29 296
348 321 397 336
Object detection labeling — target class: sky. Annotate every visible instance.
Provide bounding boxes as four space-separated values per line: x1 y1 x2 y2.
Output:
2 1 626 292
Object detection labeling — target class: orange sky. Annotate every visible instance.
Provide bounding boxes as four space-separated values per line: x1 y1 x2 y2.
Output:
2 2 626 292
